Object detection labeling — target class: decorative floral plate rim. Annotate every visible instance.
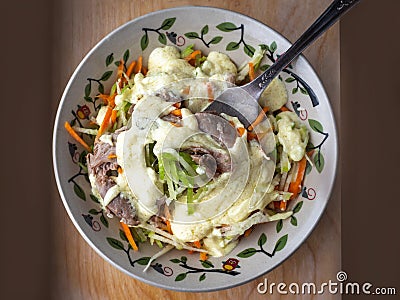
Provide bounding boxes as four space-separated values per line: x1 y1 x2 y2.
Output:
52 6 338 292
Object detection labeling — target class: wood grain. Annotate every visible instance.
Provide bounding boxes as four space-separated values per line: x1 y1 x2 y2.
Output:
51 0 340 299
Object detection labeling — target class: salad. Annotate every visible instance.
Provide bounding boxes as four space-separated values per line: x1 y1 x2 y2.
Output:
64 45 310 264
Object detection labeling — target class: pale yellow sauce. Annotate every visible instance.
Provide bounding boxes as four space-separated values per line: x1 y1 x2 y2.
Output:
90 46 307 256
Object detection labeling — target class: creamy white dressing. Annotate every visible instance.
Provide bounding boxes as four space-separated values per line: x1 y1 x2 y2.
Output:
99 133 113 146
203 236 238 257
169 135 274 245
115 86 133 106
201 51 237 77
276 111 309 161
90 45 304 257
150 101 252 226
147 46 196 79
119 96 171 221
259 78 288 112
115 132 155 221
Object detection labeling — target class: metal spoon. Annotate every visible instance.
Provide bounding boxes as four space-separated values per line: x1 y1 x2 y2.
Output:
205 0 361 127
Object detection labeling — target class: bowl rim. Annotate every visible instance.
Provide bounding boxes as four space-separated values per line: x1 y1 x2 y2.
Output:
52 5 339 292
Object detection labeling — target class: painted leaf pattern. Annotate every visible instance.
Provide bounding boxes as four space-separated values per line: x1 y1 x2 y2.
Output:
73 183 86 201
216 22 237 32
273 234 288 253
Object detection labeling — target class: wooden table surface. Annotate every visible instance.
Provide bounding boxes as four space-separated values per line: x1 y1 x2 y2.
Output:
51 0 340 299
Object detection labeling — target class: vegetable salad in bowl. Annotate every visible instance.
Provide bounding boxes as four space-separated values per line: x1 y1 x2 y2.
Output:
65 44 310 265
53 6 337 291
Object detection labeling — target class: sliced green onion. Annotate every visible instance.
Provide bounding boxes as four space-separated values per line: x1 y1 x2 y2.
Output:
178 170 189 187
110 82 117 96
158 150 202 202
155 239 164 248
195 55 207 67
159 155 165 180
123 101 132 113
280 150 291 173
148 231 155 245
112 120 118 131
145 143 157 168
163 155 177 199
120 84 130 94
179 152 198 175
78 162 88 173
193 185 207 201
132 227 147 243
130 227 141 242
166 175 176 200
181 44 194 58
187 187 194 215
169 160 179 183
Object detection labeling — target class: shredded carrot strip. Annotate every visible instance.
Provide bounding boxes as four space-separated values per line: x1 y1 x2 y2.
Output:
280 106 290 112
118 167 123 174
96 93 116 107
111 109 118 125
248 106 269 131
96 93 110 104
96 106 113 139
121 222 138 251
187 241 201 255
288 156 307 198
111 109 118 124
206 82 214 102
171 109 182 117
247 130 269 141
184 50 201 61
142 66 148 76
108 94 116 108
190 240 207 260
64 122 92 153
279 200 287 211
134 55 143 74
170 122 182 127
173 102 181 108
200 252 208 261
165 220 173 234
108 154 117 159
237 127 246 137
244 227 253 237
96 93 109 100
248 62 255 81
273 200 287 211
193 240 201 248
125 60 136 78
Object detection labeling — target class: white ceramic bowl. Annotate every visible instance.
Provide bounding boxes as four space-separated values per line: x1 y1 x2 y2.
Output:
53 6 337 292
